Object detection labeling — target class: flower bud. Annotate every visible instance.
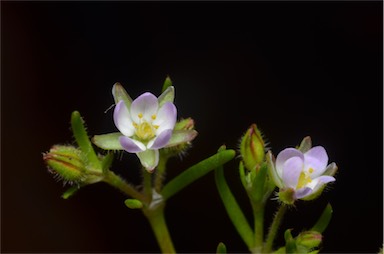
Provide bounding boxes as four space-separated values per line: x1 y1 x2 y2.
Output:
296 231 322 249
43 145 85 182
240 124 265 172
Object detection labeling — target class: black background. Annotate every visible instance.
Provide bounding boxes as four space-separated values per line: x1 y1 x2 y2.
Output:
2 1 383 253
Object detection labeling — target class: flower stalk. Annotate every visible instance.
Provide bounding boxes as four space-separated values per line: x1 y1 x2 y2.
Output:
263 204 288 253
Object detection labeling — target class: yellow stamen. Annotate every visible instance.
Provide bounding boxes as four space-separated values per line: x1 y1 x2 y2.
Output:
297 171 312 189
309 167 314 174
151 114 157 120
138 113 143 119
153 125 159 129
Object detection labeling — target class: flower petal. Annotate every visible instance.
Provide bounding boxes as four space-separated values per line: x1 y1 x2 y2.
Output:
153 102 177 134
294 187 313 199
307 175 335 193
114 101 135 137
137 149 159 172
275 148 304 178
119 136 146 153
282 156 304 189
130 92 159 122
147 129 173 149
304 146 328 177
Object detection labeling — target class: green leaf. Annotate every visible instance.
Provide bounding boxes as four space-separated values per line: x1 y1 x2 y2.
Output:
161 76 173 93
62 185 80 199
311 203 333 233
112 82 133 108
158 85 175 108
71 111 102 171
124 199 143 209
215 165 254 249
92 132 123 150
216 242 227 254
161 149 235 200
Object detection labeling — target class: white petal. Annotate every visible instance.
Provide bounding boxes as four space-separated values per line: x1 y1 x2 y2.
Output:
147 129 173 149
282 156 304 189
307 175 336 193
295 187 313 199
113 101 135 137
119 136 146 153
130 92 159 123
275 148 304 178
153 102 177 134
304 146 329 177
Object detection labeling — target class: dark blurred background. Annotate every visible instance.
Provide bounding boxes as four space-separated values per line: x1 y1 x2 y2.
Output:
1 1 382 253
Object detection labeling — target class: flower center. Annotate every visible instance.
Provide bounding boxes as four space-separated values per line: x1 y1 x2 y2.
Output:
296 167 314 189
133 114 159 141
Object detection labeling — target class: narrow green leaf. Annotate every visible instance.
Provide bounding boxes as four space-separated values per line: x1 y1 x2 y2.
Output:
311 203 333 233
216 242 227 254
62 185 80 199
112 82 133 108
71 111 101 171
161 149 235 200
161 76 173 93
215 165 254 249
92 132 123 150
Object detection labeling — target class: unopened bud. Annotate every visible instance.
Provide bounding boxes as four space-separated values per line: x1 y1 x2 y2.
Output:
43 145 85 182
296 231 322 249
240 124 265 171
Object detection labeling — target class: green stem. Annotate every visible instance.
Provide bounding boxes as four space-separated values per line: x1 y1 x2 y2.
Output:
154 155 168 193
143 169 153 198
143 202 176 253
263 204 287 253
102 170 148 202
252 203 265 254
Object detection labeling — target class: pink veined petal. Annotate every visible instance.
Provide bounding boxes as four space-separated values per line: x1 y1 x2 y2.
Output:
294 187 313 199
282 156 304 189
275 148 304 178
113 101 135 137
130 92 159 123
304 146 329 177
137 149 159 172
147 129 173 149
119 136 146 153
153 102 177 134
307 175 336 193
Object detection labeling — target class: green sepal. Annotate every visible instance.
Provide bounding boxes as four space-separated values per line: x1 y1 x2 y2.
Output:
267 151 283 188
161 76 173 93
158 85 175 108
62 185 80 199
311 203 333 233
165 130 198 148
124 199 144 209
92 132 123 150
284 229 297 253
215 163 254 249
239 161 248 189
100 152 114 173
250 162 268 203
112 82 133 109
174 118 194 131
297 136 312 153
323 162 338 176
161 148 235 200
216 242 227 254
71 111 102 171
